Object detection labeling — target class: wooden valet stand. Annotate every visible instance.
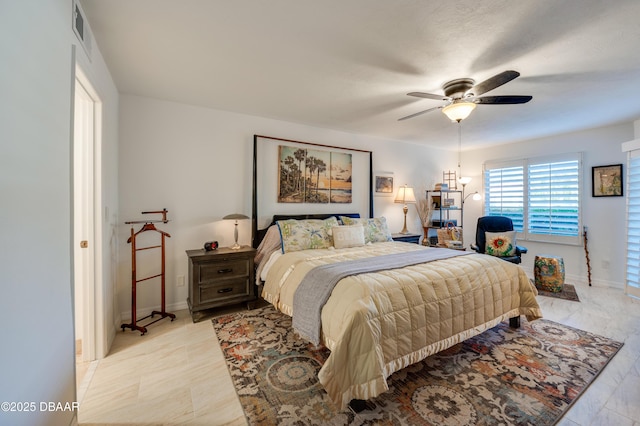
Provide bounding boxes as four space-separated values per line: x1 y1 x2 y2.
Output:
121 209 175 335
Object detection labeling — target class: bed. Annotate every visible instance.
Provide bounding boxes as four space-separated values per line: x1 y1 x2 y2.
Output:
254 213 543 411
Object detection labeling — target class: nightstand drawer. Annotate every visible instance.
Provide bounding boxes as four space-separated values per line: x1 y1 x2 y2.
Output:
200 278 250 304
197 258 249 283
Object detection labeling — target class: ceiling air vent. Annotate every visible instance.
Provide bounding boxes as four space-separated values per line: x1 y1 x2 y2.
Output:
72 0 92 60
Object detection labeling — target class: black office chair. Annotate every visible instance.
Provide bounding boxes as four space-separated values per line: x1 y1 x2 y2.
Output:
470 216 527 264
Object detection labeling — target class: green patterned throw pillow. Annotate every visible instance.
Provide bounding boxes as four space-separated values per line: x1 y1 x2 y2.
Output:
277 217 339 253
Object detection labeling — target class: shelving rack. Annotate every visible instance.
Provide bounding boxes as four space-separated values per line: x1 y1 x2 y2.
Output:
425 190 463 246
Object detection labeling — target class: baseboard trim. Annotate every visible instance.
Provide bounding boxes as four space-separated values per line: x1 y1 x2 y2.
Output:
118 300 189 323
525 271 624 290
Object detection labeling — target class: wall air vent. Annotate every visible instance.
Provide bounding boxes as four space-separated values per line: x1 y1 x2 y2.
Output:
72 0 92 60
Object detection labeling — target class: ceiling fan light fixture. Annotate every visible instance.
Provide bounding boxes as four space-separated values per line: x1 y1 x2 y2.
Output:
442 102 476 122
400 71 530 122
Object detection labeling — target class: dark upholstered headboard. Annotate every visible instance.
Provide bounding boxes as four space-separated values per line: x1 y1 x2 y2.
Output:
253 213 361 248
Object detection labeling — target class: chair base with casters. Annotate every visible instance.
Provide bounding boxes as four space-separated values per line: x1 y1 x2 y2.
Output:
470 216 527 264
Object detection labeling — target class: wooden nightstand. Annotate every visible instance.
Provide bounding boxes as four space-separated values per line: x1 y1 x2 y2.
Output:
391 233 422 244
186 246 257 322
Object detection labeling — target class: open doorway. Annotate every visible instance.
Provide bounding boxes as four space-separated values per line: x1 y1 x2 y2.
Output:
73 68 101 390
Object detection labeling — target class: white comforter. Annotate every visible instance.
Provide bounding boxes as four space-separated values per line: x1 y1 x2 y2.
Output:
262 242 542 409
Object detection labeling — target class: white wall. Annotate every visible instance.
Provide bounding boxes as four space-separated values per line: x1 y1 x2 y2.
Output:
461 123 633 288
0 2 73 425
118 95 453 318
0 1 118 425
117 95 637 317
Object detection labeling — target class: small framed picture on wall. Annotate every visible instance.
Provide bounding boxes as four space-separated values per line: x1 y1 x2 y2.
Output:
592 164 623 197
374 172 394 196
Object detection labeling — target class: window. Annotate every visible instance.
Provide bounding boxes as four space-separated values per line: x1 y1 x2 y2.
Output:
484 153 582 244
485 163 525 230
625 149 640 298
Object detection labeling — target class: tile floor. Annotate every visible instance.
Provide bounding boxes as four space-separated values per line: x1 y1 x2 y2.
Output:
78 286 640 425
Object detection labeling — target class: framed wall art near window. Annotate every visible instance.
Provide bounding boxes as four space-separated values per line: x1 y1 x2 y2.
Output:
592 164 623 197
374 172 394 196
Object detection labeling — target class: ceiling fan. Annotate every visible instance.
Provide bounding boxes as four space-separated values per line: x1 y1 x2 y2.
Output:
399 70 532 122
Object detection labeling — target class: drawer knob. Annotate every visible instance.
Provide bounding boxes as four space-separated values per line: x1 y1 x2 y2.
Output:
217 288 233 293
217 268 233 274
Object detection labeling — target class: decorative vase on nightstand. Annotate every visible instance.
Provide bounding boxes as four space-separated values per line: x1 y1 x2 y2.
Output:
422 226 429 246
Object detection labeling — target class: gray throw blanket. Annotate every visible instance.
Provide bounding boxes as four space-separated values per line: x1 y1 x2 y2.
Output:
292 248 471 345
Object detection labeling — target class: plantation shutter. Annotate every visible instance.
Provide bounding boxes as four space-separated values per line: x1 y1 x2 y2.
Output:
527 155 580 244
484 162 524 231
625 149 640 298
485 153 582 244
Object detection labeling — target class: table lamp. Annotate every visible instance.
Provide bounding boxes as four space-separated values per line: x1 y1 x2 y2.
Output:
223 213 249 249
394 185 416 234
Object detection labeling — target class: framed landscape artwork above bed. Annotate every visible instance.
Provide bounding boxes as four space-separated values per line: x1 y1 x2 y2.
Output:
277 144 353 204
252 135 373 239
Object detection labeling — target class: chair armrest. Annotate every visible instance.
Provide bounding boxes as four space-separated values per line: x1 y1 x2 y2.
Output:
516 245 527 255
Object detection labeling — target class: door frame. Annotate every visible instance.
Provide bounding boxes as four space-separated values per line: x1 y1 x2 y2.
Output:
73 64 104 361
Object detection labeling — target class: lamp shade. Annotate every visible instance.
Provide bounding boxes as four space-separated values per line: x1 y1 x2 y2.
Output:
458 176 472 186
442 102 477 122
223 213 249 221
463 191 482 203
394 185 416 204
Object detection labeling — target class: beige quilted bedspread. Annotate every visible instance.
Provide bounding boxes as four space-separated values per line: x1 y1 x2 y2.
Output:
262 242 542 409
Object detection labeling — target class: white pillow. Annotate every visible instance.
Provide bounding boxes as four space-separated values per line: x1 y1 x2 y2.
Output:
340 216 393 243
332 225 365 249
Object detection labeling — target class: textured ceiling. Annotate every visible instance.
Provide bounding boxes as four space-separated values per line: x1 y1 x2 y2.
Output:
80 0 640 149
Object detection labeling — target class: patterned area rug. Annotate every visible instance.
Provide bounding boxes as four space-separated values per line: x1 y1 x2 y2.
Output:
212 306 621 425
534 281 581 302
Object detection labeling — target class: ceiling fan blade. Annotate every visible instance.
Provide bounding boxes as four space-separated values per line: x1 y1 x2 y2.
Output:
471 70 520 96
475 95 532 104
398 105 443 121
407 92 450 101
